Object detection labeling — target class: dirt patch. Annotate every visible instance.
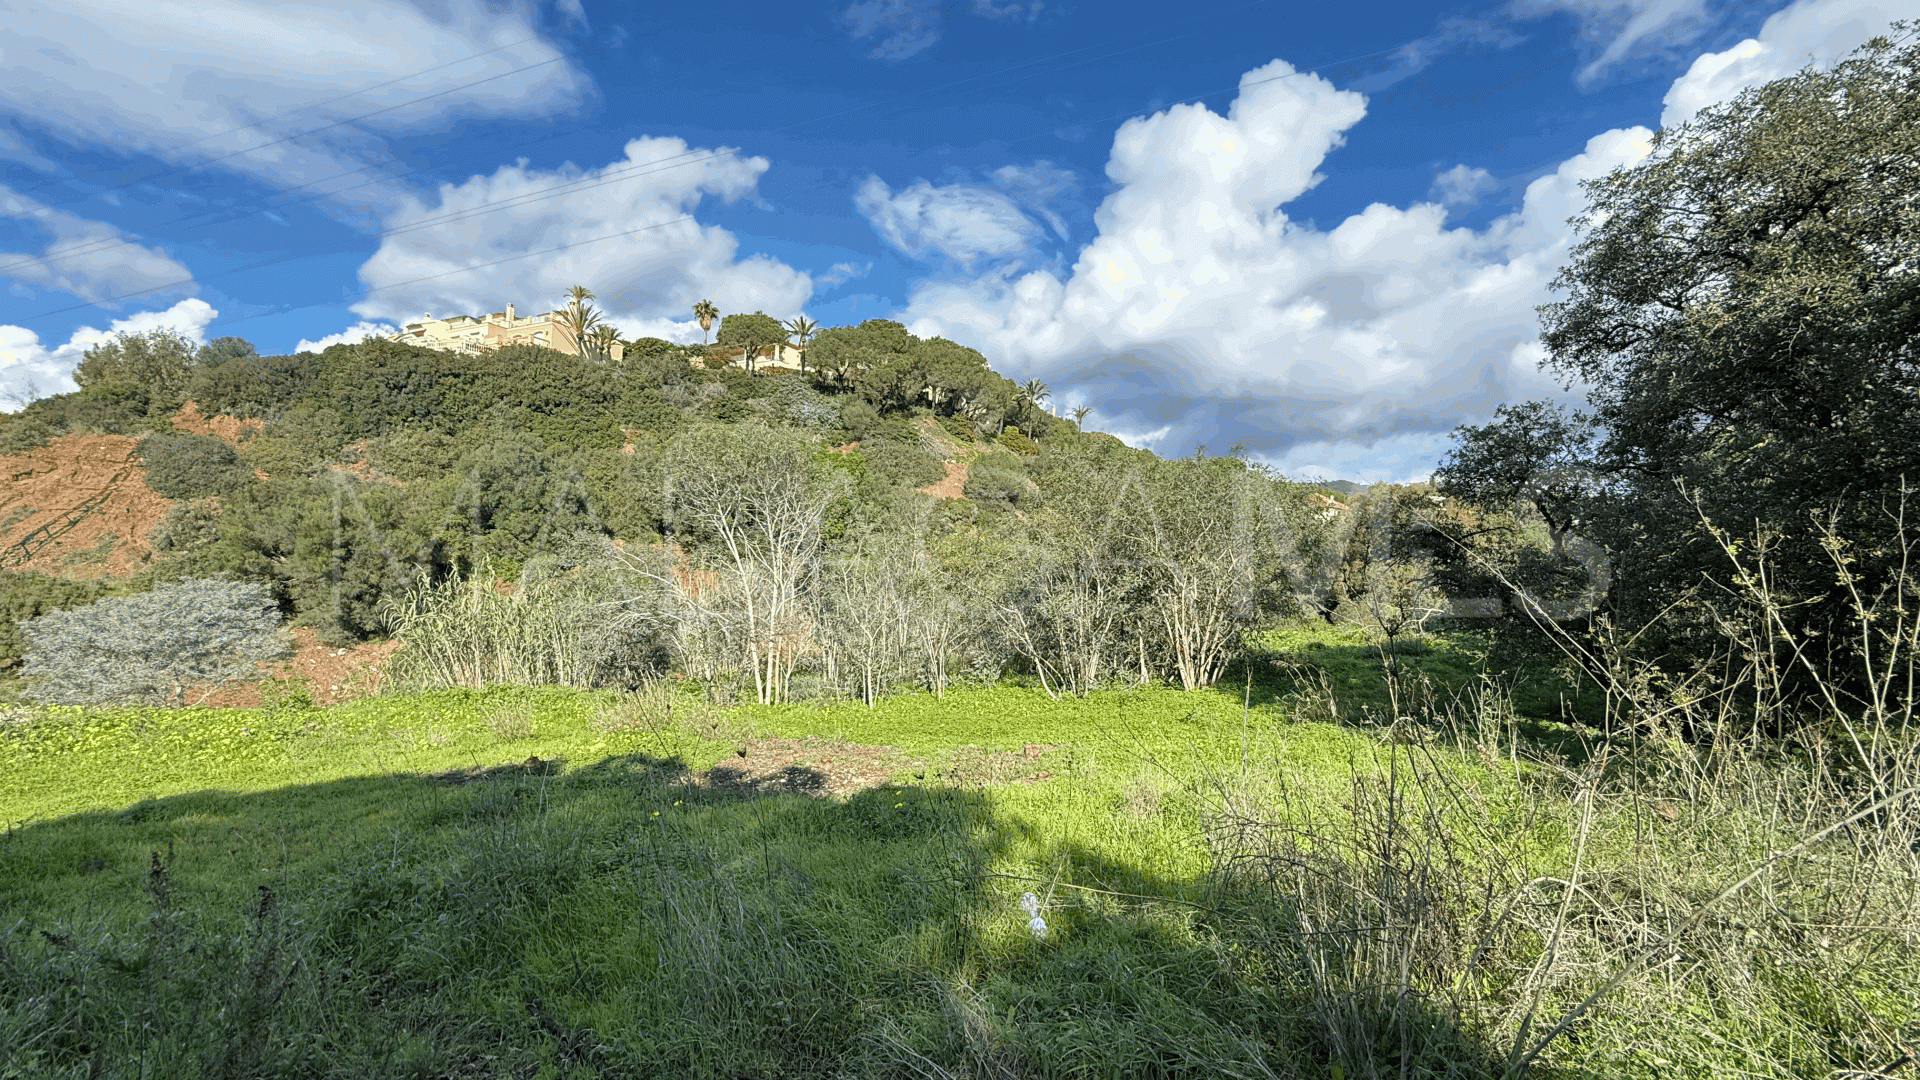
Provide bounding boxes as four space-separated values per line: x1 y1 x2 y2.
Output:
696 736 920 799
691 737 1070 798
171 401 263 446
199 626 402 708
0 433 172 579
919 459 968 499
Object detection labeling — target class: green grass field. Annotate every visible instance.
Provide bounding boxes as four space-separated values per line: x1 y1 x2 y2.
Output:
1 628 1911 1079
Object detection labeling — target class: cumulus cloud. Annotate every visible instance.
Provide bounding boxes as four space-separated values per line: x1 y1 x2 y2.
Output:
294 321 396 354
896 59 1656 480
1660 0 1920 126
1511 0 1715 82
856 176 1044 267
0 185 196 303
838 0 1044 60
349 136 812 328
0 0 589 213
1428 165 1497 208
0 298 217 409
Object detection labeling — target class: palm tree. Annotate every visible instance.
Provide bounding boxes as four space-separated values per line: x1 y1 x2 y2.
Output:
693 299 718 344
587 323 622 364
1016 378 1052 436
783 314 818 373
1070 405 1091 426
558 284 601 356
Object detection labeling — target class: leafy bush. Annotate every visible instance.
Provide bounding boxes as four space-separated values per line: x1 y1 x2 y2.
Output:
147 499 223 556
137 433 255 498
860 437 944 488
0 382 154 452
765 374 840 431
622 336 679 362
997 427 1040 454
962 465 1035 508
186 351 316 419
72 328 197 417
19 578 289 706
938 415 974 443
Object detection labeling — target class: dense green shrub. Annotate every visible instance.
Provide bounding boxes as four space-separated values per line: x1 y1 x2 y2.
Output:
621 336 679 362
860 437 944 488
137 433 255 498
147 499 222 555
962 465 1035 508
187 351 316 419
300 341 620 451
997 427 1040 454
72 329 196 417
0 382 154 452
616 385 683 438
703 396 750 422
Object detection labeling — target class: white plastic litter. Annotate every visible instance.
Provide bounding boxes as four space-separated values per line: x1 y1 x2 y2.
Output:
1019 892 1048 939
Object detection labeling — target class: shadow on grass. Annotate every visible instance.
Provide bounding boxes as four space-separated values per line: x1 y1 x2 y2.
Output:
1251 625 1610 765
0 750 1511 1079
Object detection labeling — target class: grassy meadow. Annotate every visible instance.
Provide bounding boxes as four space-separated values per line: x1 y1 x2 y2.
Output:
1 628 1913 1079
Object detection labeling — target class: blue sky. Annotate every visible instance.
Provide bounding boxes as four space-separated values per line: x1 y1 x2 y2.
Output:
1 0 1912 480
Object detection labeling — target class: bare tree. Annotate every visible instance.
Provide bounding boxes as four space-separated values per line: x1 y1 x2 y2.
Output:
654 424 834 705
1126 455 1292 690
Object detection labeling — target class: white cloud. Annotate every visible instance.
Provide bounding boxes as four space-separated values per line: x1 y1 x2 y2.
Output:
0 185 196 303
1511 0 1714 82
856 176 1043 267
1267 430 1458 485
0 0 589 214
816 262 874 288
971 0 1045 21
0 298 217 409
839 0 945 60
349 136 813 328
294 321 396 354
1661 0 1920 126
990 161 1079 240
838 0 1045 60
896 59 1655 479
1428 165 1497 208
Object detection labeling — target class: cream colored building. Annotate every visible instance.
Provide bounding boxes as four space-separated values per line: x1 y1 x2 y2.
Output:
390 302 623 361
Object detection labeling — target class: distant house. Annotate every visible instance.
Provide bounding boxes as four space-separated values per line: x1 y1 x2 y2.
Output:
390 302 623 361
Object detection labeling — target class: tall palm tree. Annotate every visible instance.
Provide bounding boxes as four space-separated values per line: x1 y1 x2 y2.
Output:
1015 378 1052 436
558 285 601 356
782 314 818 373
1070 405 1091 426
693 299 718 344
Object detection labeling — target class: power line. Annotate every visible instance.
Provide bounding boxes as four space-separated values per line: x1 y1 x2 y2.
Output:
0 51 568 282
0 4 1270 286
14 215 695 327
4 7 1411 331
359 216 694 298
1 39 560 236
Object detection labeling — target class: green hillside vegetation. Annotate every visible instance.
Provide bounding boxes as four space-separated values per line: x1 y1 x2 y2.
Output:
4 36 1920 1077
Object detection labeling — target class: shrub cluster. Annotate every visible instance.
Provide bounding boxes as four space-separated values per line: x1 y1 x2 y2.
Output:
137 433 255 498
